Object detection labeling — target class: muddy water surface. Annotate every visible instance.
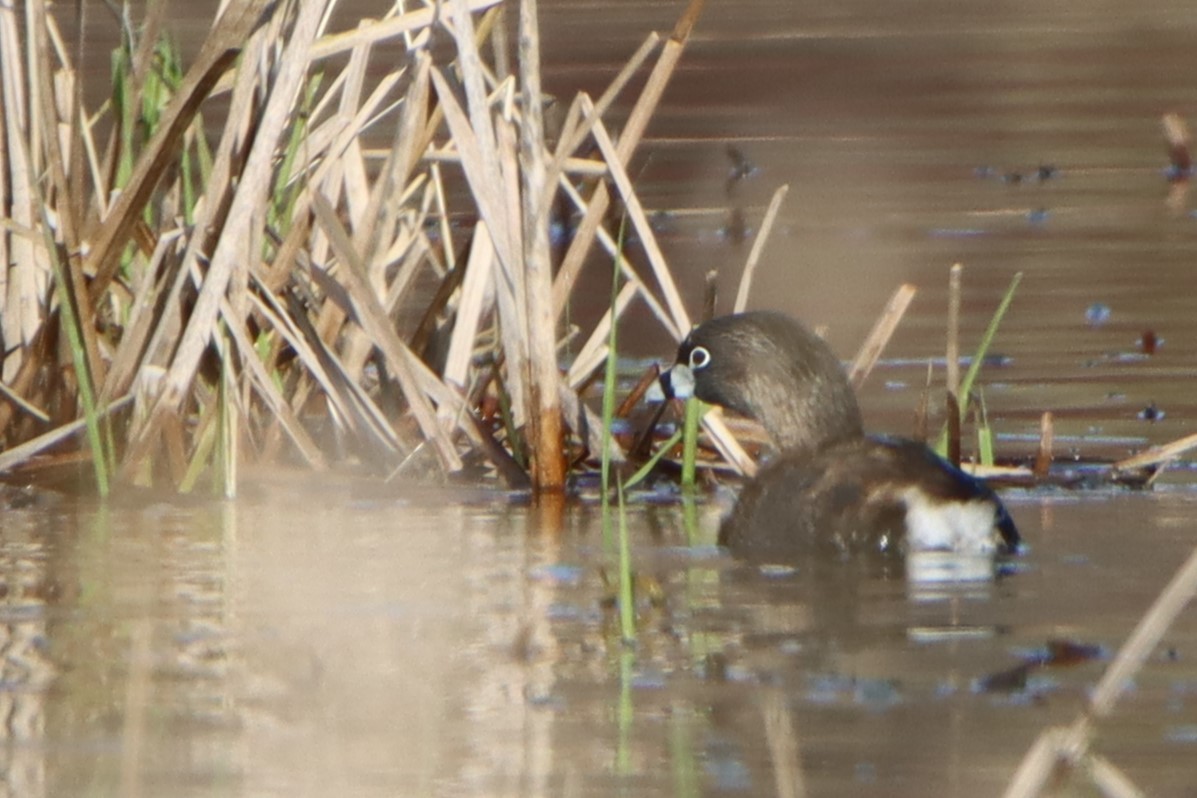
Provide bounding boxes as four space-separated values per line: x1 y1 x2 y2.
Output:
6 481 1197 796
12 0 1197 795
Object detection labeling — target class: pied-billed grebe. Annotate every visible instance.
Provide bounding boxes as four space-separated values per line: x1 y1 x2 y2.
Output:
661 311 1021 560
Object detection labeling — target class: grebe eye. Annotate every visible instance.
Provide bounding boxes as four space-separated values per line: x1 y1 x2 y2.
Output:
689 346 711 370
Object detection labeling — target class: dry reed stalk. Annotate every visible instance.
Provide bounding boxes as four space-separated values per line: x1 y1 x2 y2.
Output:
762 690 808 798
356 52 431 261
566 280 640 389
942 263 964 466
0 379 49 425
430 147 609 177
557 175 681 341
1033 411 1053 478
0 86 10 377
0 2 45 364
444 6 515 265
443 223 497 392
308 193 462 470
306 48 410 383
494 106 533 420
428 162 457 274
551 0 705 319
248 284 400 457
0 328 52 439
98 229 184 403
121 0 331 477
1113 431 1197 471
1002 543 1197 798
537 32 661 228
98 17 269 454
573 96 756 474
113 15 268 466
582 95 691 333
28 2 105 389
733 184 789 313
0 396 132 474
323 33 382 225
430 67 530 424
0 0 722 491
946 263 962 398
848 283 916 388
945 391 961 467
273 50 426 387
84 0 274 304
217 296 327 469
282 287 411 454
307 0 504 62
700 408 757 477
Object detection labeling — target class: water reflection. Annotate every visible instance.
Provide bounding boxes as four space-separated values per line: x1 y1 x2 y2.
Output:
2 483 1187 796
0 500 57 798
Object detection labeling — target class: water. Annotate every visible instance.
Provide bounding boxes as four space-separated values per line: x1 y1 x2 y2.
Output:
15 0 1197 795
4 481 1196 796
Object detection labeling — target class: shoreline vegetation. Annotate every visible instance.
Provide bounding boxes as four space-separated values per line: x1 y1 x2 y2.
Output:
0 0 721 497
0 0 1190 498
3 3 1196 795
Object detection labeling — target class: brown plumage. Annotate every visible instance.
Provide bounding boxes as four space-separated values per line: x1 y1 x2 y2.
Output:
664 311 1020 561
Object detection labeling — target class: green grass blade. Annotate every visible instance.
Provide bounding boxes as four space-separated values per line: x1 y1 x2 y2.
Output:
680 397 704 489
976 388 995 467
935 271 1022 457
600 217 627 549
621 429 682 492
670 703 700 798
616 649 634 773
218 327 237 498
616 479 636 643
39 214 109 496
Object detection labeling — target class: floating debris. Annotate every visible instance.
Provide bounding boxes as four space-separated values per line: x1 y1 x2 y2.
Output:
975 638 1105 694
1162 112 1192 182
719 207 749 244
975 164 1059 184
928 227 988 239
1139 402 1165 422
1139 330 1160 355
725 143 759 195
1085 302 1112 327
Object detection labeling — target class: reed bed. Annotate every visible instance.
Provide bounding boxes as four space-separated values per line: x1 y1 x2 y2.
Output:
0 0 741 495
0 0 1173 499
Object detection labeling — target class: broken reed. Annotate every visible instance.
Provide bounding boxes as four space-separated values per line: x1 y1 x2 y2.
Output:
0 0 718 495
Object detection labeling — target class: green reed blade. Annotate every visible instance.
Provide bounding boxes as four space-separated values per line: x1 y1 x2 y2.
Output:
600 217 627 548
272 72 322 235
670 703 700 798
935 271 1022 457
39 214 109 496
218 326 237 499
976 388 994 467
616 649 634 773
681 396 705 489
621 429 682 492
495 368 525 469
177 409 216 495
617 479 636 643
